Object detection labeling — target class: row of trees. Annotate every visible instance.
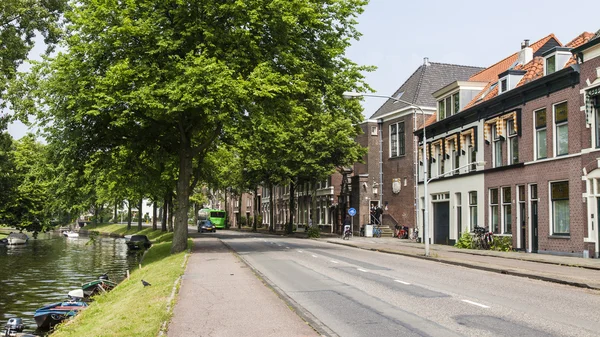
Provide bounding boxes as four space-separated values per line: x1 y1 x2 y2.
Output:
2 0 372 253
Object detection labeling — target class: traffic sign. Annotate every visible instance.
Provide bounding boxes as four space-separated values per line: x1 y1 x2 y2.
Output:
348 208 356 217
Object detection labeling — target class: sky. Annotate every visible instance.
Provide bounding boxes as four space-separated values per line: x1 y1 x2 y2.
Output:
6 0 600 139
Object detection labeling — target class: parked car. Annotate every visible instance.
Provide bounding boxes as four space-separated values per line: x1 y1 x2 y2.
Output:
124 235 152 250
198 220 216 233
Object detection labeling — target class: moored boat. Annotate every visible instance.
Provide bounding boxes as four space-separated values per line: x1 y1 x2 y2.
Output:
81 274 117 298
7 233 28 245
33 301 87 330
62 231 80 238
124 234 152 250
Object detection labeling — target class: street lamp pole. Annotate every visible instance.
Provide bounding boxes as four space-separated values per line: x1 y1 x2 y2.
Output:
343 92 431 256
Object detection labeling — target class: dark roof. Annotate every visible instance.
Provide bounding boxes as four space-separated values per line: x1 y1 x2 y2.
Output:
369 62 484 120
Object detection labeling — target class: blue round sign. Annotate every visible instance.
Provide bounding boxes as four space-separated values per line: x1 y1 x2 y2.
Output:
348 208 356 217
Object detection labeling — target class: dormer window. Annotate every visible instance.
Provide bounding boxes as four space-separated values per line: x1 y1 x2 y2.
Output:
497 70 526 94
543 47 572 75
437 92 459 120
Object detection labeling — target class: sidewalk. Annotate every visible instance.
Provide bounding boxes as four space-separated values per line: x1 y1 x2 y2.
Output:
167 237 320 337
321 236 600 290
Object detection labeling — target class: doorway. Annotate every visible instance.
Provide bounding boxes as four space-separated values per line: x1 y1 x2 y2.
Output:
434 202 450 245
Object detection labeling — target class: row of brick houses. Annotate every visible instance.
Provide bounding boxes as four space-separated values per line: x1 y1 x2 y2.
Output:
224 29 600 258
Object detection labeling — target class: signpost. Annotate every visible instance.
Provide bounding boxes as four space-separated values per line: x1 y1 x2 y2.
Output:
348 208 356 237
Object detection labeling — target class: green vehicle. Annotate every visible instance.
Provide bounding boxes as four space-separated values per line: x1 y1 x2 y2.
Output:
198 209 226 229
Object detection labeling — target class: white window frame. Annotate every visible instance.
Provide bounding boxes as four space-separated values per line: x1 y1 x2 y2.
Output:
389 121 405 157
553 101 569 157
489 188 499 234
437 90 460 120
501 186 512 234
549 180 570 236
492 124 503 168
469 191 477 230
507 119 518 164
534 108 547 160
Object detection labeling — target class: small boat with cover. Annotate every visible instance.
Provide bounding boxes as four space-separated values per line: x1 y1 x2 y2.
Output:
33 301 87 330
81 273 117 298
7 232 28 245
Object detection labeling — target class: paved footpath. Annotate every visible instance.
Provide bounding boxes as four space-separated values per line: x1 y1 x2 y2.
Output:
167 237 319 337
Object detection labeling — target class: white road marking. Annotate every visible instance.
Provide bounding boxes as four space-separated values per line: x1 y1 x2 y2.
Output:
297 250 303 253
330 260 339 264
312 254 318 258
462 300 490 308
394 280 411 285
357 268 368 272
286 247 290 249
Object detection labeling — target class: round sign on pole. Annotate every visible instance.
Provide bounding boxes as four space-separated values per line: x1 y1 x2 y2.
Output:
348 208 356 217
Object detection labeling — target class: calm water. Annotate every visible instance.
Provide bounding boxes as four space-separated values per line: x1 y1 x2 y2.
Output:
0 231 141 335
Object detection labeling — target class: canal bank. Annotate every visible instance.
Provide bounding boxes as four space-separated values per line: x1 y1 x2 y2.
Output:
47 224 190 337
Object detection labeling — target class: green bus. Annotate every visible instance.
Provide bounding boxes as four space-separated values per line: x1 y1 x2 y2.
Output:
198 209 226 229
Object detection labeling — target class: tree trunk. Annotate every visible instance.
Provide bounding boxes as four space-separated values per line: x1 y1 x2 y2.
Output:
224 189 229 228
113 199 118 223
127 200 132 231
99 204 105 224
252 188 258 232
171 143 193 254
138 197 143 231
152 201 158 230
168 192 174 232
193 202 198 228
311 180 318 231
161 197 168 232
287 181 295 234
93 204 99 225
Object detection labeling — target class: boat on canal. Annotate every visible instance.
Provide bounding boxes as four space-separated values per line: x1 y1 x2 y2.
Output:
62 231 80 238
124 234 152 250
81 274 117 298
7 233 29 245
33 300 87 330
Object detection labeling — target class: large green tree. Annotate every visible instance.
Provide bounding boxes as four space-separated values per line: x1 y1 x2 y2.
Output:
16 0 370 253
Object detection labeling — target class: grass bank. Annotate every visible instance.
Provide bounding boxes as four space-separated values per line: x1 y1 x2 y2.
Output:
51 224 191 337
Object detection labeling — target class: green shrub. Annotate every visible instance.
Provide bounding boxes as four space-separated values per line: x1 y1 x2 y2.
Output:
306 226 320 238
455 231 473 249
490 236 513 251
240 216 247 227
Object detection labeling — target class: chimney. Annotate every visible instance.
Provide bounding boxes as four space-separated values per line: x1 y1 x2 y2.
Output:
518 39 532 65
423 57 430 66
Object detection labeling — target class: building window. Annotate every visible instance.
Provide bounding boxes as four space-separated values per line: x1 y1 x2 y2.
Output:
554 102 568 156
469 191 477 230
436 144 444 176
490 188 499 234
469 145 477 172
453 142 460 175
453 92 460 115
535 108 547 159
502 187 512 234
507 119 518 164
390 122 405 157
446 96 452 117
371 126 378 136
456 193 462 235
501 79 507 93
438 100 445 120
551 181 569 235
546 55 556 75
493 125 503 167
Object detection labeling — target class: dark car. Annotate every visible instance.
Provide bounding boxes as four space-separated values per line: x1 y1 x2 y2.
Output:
198 220 216 233
125 235 152 250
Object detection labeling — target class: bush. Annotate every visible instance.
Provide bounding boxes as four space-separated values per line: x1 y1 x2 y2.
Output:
490 236 513 251
240 216 247 227
455 231 473 249
306 226 320 238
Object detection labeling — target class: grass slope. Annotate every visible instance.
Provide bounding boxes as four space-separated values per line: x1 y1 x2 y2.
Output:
51 224 189 337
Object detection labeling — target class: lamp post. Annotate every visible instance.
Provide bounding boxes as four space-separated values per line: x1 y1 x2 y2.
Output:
343 92 430 255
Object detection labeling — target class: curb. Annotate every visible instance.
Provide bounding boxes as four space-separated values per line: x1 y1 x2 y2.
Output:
325 240 600 291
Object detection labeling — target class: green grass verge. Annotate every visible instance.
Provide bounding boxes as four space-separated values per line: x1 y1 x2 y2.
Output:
0 233 7 239
51 224 190 337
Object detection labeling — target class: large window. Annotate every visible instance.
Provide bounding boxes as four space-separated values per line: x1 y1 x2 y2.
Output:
554 102 568 156
490 188 499 234
453 92 460 115
546 55 556 75
535 108 547 159
438 100 445 120
551 181 570 235
390 122 405 157
469 191 477 229
438 92 459 120
493 125 503 167
508 119 518 164
502 187 512 234
436 144 444 176
453 141 460 175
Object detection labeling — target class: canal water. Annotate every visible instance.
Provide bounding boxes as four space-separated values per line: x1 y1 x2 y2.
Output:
0 231 142 335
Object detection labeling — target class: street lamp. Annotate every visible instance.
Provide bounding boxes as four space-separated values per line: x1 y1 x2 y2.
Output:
343 91 431 255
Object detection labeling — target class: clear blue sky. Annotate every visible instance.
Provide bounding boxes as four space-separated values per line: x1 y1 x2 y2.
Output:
7 0 600 138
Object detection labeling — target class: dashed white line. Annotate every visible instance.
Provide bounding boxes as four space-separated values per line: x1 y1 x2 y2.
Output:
357 268 368 272
330 260 339 264
462 300 490 308
297 250 303 253
394 280 411 285
312 254 318 258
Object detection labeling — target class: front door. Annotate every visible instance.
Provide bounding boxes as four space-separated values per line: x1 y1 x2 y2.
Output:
531 201 538 253
520 203 526 250
434 202 450 245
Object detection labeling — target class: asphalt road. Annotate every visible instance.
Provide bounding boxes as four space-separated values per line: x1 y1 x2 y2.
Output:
216 231 600 337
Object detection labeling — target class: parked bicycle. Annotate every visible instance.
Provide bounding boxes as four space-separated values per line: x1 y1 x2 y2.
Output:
373 226 382 238
471 226 493 250
410 228 419 242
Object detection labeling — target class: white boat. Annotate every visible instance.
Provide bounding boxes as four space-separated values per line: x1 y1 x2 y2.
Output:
7 232 29 245
62 231 80 238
